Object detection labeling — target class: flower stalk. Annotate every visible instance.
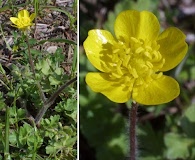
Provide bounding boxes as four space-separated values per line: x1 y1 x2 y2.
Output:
129 102 138 160
25 35 46 103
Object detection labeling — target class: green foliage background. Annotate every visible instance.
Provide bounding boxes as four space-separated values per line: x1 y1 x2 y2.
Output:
80 0 195 159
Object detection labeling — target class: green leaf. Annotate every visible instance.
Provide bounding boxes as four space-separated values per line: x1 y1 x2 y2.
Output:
49 75 61 85
164 133 194 159
17 108 26 120
81 103 127 160
38 38 76 45
19 123 33 146
9 131 17 145
28 38 37 46
0 63 5 74
66 137 77 147
71 45 77 73
65 98 77 111
54 67 63 75
36 59 51 75
30 49 43 56
46 144 55 154
0 92 5 110
180 105 195 138
137 122 164 157
42 115 60 128
51 48 64 63
139 156 163 160
27 132 43 149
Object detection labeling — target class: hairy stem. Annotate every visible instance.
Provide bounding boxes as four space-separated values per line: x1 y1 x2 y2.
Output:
129 101 138 160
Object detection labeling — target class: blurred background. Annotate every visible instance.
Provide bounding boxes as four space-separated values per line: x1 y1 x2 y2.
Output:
79 0 195 160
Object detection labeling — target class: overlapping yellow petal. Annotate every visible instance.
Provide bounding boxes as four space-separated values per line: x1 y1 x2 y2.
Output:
10 17 19 25
84 30 116 72
18 9 29 18
132 75 180 105
86 72 131 103
114 10 160 42
30 13 36 21
157 27 188 71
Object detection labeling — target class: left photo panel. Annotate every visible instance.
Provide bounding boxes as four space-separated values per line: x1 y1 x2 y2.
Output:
0 0 77 159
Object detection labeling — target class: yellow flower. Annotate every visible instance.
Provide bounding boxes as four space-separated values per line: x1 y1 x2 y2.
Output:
84 10 188 105
10 9 35 31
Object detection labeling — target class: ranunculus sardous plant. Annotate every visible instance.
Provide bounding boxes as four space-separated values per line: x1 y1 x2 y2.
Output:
84 10 188 105
10 9 35 31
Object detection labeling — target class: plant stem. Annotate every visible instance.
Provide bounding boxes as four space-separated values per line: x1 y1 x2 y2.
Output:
35 77 77 125
4 105 10 160
129 101 138 160
0 24 12 51
32 125 38 160
25 35 46 102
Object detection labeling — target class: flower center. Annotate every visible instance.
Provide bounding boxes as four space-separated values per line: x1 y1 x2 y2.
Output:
106 37 165 90
17 17 31 28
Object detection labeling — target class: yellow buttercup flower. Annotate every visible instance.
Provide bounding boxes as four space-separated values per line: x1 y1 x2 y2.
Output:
10 9 35 31
84 10 188 105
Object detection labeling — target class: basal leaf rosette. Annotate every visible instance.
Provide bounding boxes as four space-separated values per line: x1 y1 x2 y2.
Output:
10 9 35 31
84 10 188 105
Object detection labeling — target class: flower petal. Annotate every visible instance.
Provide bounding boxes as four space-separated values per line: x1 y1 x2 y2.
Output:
83 29 116 72
132 75 180 105
86 72 131 103
10 17 19 25
18 9 29 18
30 13 36 22
114 10 160 42
157 27 188 71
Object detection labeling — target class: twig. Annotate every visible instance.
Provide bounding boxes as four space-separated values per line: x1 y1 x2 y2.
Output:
35 77 77 125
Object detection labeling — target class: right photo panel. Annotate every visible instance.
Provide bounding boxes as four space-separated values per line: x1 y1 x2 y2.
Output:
80 0 195 160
